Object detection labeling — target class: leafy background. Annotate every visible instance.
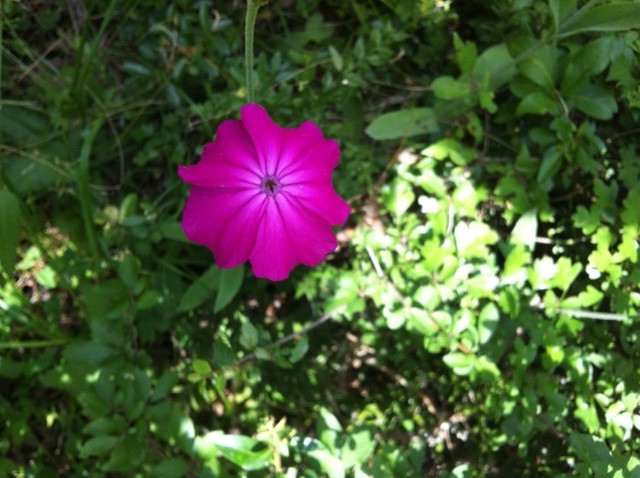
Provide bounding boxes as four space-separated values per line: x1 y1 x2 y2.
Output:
1 0 640 476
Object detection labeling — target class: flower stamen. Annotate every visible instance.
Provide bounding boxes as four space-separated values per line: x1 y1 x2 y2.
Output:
260 175 281 197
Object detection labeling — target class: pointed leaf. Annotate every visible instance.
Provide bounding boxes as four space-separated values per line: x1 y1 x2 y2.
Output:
214 264 244 312
178 266 220 312
0 188 20 275
511 210 538 250
365 108 439 140
560 3 640 36
473 43 517 91
572 84 618 120
549 0 577 31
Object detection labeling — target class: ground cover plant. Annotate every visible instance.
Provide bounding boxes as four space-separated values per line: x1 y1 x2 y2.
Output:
1 0 640 476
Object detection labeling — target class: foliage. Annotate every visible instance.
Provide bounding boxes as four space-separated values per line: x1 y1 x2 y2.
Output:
1 0 640 476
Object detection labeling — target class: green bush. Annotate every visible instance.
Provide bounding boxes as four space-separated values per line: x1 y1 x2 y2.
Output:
1 0 639 476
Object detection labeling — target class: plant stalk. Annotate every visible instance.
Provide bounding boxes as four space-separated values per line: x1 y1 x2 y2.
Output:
244 0 262 103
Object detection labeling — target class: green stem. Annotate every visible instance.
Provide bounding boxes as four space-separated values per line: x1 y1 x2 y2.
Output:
77 118 104 263
0 2 3 111
0 339 68 350
244 0 262 103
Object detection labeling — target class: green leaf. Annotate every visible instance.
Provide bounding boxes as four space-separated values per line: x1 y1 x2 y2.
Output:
35 265 57 289
192 359 212 375
84 416 127 436
328 46 343 71
382 178 415 217
194 433 218 461
365 108 439 140
324 273 365 315
136 289 161 309
151 458 189 478
318 407 343 453
178 266 220 312
475 355 500 380
0 188 20 275
560 3 640 37
80 435 119 457
478 90 498 113
214 264 244 312
82 279 131 321
179 264 244 313
621 187 640 224
478 303 500 345
239 322 258 349
117 254 138 289
452 180 479 217
0 105 70 196
572 84 618 120
451 464 472 478
516 92 559 116
122 61 150 76
340 425 375 468
560 37 614 95
2 153 69 197
549 0 577 31
385 310 406 330
414 168 447 197
578 286 605 307
159 221 188 242
550 257 582 291
0 104 51 143
64 341 115 364
618 227 638 263
212 340 236 368
537 146 563 184
454 221 499 257
527 256 558 290
443 352 474 376
431 76 471 100
206 433 271 471
517 46 560 90
102 435 145 472
422 138 475 165
289 335 309 363
307 448 345 478
502 245 531 285
572 205 600 235
570 432 611 463
453 33 477 74
152 370 179 401
510 210 538 250
473 43 517 91
407 307 439 336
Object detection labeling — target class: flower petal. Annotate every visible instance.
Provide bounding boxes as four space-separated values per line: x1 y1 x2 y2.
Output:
281 183 350 225
240 103 283 176
181 187 266 268
278 137 340 185
178 120 262 188
249 195 338 281
275 120 325 175
178 161 259 189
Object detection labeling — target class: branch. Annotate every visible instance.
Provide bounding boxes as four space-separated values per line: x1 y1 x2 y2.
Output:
231 306 345 369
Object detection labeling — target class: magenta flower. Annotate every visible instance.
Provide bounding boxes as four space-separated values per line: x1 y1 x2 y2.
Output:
178 103 350 281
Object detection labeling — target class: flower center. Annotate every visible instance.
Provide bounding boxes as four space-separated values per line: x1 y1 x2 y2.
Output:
260 175 281 197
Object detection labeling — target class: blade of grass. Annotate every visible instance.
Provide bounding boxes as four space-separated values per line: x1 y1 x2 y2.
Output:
71 0 118 113
77 118 104 263
0 339 68 349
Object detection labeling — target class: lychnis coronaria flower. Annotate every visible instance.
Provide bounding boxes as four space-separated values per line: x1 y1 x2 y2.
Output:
178 103 350 281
